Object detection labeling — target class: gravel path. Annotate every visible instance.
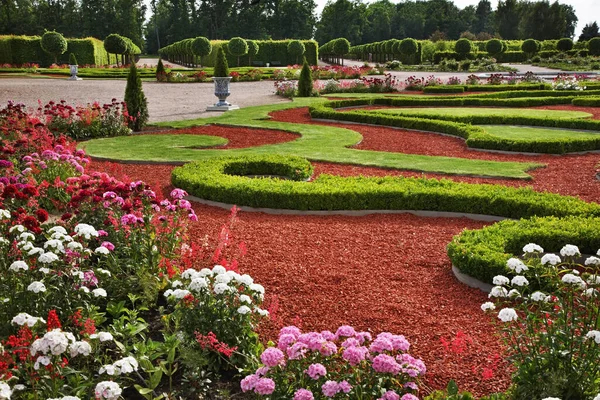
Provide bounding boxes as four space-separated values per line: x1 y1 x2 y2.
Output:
0 78 289 123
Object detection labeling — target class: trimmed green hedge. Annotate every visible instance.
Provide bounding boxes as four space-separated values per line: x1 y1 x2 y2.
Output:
464 84 550 92
172 155 600 219
310 99 600 154
447 216 600 284
572 97 600 107
423 86 465 94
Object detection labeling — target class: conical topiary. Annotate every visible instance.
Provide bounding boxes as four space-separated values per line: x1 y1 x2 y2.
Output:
124 63 148 132
297 58 313 97
156 58 165 80
213 46 230 78
69 53 77 66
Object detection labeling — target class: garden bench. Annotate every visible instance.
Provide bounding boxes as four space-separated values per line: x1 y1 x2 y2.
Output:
252 61 265 67
270 61 282 67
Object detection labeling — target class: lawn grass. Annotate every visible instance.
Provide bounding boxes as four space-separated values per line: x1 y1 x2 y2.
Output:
483 125 600 141
375 107 592 120
80 98 542 179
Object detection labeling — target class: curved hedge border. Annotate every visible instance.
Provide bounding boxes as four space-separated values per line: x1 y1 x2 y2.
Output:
447 216 600 284
310 99 600 154
171 155 600 218
572 97 600 107
423 86 465 94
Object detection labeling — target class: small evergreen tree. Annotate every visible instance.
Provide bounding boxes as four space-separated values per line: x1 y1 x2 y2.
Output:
156 58 165 80
68 53 77 66
297 58 312 97
124 63 148 132
214 47 229 77
247 40 259 65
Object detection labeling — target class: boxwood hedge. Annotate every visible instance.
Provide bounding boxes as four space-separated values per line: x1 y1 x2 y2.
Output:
171 154 600 219
572 97 600 107
423 86 465 94
447 216 600 284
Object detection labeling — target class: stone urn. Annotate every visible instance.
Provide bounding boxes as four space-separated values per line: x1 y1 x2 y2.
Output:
206 76 239 111
68 64 81 81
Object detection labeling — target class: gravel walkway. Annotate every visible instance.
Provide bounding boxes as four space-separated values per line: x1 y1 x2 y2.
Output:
0 78 289 123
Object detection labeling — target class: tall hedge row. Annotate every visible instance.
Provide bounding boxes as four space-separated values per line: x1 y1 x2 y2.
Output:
0 35 115 66
159 39 318 67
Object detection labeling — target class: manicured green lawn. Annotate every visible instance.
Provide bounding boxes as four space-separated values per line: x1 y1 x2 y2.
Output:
375 107 592 120
483 125 600 141
80 98 542 179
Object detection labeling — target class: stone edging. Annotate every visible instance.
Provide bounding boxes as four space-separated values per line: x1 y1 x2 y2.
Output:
452 265 493 293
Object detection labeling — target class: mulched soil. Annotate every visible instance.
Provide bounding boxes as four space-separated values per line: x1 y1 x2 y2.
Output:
88 103 600 396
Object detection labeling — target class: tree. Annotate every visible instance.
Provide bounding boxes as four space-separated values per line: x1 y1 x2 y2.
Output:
454 38 473 56
156 57 165 79
40 31 67 64
314 0 367 45
589 37 600 56
579 22 600 42
473 0 493 34
496 0 520 40
213 46 229 77
363 0 394 43
297 58 312 97
485 39 504 56
191 36 212 67
557 38 573 52
521 38 541 57
104 34 127 66
287 40 305 65
333 38 351 66
267 0 317 39
247 40 259 65
228 37 248 67
124 63 148 132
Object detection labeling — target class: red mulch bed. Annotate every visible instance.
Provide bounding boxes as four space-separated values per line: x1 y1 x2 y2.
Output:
87 103 600 396
145 125 298 149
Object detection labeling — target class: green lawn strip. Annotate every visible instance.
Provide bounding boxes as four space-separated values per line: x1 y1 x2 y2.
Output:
483 125 600 141
172 155 600 219
80 98 541 179
447 216 600 285
373 107 591 120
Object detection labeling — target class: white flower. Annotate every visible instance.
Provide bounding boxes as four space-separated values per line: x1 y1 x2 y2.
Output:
584 288 597 297
181 268 200 280
27 247 44 256
214 283 230 295
492 275 510 286
255 307 269 317
238 274 254 286
498 308 518 323
94 246 110 255
562 273 586 288
74 223 98 240
99 364 116 375
489 286 508 298
90 332 114 342
0 237 9 246
96 268 111 276
541 254 561 266
44 239 65 252
588 275 600 285
511 276 529 287
250 283 265 294
0 381 11 399
67 242 83 251
594 394 600 400
69 341 92 357
560 244 580 257
18 241 33 250
39 267 51 274
215 273 232 284
585 330 600 344
31 329 70 356
80 286 90 293
9 260 28 272
48 397 80 400
19 232 35 241
530 291 549 302
48 226 68 235
188 277 208 292
34 355 51 370
171 280 183 288
12 313 44 327
523 243 543 253
12 384 25 391
0 209 10 219
9 225 26 233
198 268 213 277
95 381 122 400
212 265 226 274
480 302 496 311
508 289 521 298
38 252 59 264
239 294 252 304
585 257 600 266
237 305 251 315
114 356 138 373
27 281 46 293
92 288 107 297
165 289 190 299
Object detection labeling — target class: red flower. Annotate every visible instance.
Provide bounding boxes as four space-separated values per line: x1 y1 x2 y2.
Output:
47 310 62 330
36 209 49 223
82 318 96 335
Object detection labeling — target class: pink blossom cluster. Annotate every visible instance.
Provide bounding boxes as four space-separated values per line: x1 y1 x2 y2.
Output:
24 146 89 174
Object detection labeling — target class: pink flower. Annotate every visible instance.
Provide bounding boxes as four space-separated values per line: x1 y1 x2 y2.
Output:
378 390 400 400
341 337 360 348
294 389 314 400
355 331 372 344
339 380 352 393
305 363 327 380
280 326 301 339
335 325 356 338
170 188 187 199
256 366 270 376
260 347 285 367
254 378 275 395
287 342 308 360
178 199 192 210
372 354 401 374
342 346 368 366
240 374 259 392
120 214 138 225
401 394 419 400
319 341 337 356
404 382 418 390
370 337 394 353
321 381 340 397
278 333 297 350
188 213 198 222
101 241 115 251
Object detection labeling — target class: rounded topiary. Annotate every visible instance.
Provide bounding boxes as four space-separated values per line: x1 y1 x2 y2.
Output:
454 38 473 55
214 46 229 77
68 53 78 66
384 40 395 55
287 40 305 65
485 39 504 55
333 38 351 65
228 37 248 67
557 38 574 52
40 31 67 64
399 38 419 56
191 36 212 67
522 39 541 56
589 37 600 56
124 63 148 132
104 34 127 66
247 40 259 65
297 58 313 97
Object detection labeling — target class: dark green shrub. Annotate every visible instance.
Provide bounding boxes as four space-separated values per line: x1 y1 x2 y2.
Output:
459 60 471 71
191 36 211 67
213 47 229 77
228 37 248 67
557 37 574 52
522 39 541 57
454 38 473 56
287 40 305 65
531 55 541 63
485 39 504 55
247 40 259 65
422 86 465 94
68 52 77 66
572 96 600 107
40 31 67 64
124 63 148 132
399 38 418 57
333 38 351 65
156 58 165 80
104 34 127 66
297 58 313 97
589 37 600 56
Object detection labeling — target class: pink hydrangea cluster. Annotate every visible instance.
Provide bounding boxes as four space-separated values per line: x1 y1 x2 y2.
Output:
241 325 425 399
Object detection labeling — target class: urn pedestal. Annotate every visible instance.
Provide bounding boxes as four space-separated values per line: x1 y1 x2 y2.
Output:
206 77 239 111
68 65 82 81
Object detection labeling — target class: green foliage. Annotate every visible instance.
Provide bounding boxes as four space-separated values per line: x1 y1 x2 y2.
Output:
454 38 473 55
124 63 148 132
556 37 574 52
424 380 475 400
228 37 248 67
40 31 67 63
588 37 600 56
287 40 306 64
68 52 77 66
297 58 313 97
213 46 229 77
572 96 600 107
422 86 465 94
156 58 165 79
247 39 259 65
333 38 351 56
521 39 541 55
104 34 127 56
485 39 504 55
399 38 418 55
191 36 211 67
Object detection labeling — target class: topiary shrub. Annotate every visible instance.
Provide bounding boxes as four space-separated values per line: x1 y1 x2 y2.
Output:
228 37 248 67
191 36 211 67
247 40 259 65
124 63 148 132
454 38 473 57
485 39 504 56
297 58 313 97
522 39 541 58
156 58 166 81
213 46 229 77
40 31 67 64
333 38 351 66
399 38 418 56
287 40 305 65
104 34 127 66
588 37 600 56
557 38 574 52
68 52 77 66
